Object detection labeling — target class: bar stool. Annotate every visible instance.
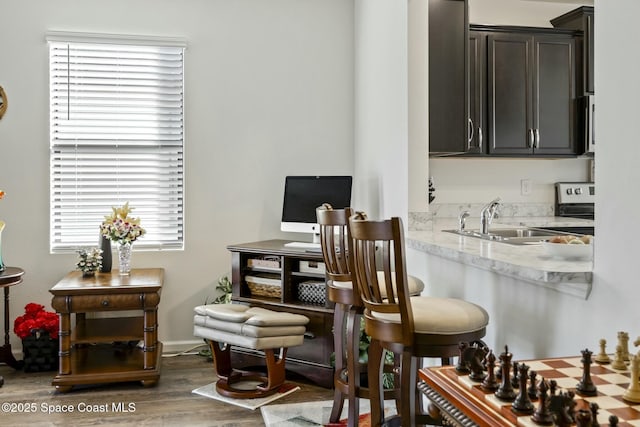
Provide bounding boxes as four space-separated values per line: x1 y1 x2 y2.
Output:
316 205 425 426
348 213 489 427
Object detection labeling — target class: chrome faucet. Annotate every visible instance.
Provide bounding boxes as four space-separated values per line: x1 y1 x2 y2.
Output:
458 210 470 232
480 198 502 235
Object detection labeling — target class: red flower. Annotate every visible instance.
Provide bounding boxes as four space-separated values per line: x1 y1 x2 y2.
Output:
13 303 59 340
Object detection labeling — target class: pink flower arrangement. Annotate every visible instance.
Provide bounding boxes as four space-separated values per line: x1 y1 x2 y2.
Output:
13 303 59 340
100 202 146 244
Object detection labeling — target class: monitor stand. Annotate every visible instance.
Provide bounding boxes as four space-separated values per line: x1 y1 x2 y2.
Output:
283 233 321 251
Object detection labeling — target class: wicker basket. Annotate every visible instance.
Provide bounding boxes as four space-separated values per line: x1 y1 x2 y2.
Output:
247 281 282 298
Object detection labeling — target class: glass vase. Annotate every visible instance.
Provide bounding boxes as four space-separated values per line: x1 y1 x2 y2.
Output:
118 242 132 275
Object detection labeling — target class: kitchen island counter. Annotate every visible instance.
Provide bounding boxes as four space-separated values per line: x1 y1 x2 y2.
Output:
406 217 594 299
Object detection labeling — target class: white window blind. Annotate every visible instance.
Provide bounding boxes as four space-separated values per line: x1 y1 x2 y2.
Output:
49 34 185 252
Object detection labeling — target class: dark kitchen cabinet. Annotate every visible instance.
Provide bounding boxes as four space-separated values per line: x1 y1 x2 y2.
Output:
486 30 577 156
551 6 594 95
467 30 487 154
428 0 468 154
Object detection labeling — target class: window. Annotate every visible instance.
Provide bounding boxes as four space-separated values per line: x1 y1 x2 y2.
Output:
48 33 185 252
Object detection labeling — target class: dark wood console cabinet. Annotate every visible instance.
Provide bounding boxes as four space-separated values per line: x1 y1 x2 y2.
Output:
227 239 333 388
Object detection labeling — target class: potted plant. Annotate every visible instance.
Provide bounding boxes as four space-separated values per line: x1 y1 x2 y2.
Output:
76 247 103 277
13 303 59 372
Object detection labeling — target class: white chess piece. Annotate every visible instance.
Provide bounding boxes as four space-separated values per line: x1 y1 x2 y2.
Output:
618 331 630 362
612 345 627 370
623 354 640 403
595 338 611 364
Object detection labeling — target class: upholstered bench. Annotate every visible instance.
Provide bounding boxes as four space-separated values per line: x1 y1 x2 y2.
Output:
193 304 309 398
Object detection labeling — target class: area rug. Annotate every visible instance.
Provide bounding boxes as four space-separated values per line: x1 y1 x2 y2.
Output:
192 380 300 410
260 399 397 426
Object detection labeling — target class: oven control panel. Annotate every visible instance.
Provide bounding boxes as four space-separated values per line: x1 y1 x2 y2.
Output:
556 182 595 204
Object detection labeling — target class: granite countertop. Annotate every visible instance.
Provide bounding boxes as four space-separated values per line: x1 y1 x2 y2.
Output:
406 216 594 299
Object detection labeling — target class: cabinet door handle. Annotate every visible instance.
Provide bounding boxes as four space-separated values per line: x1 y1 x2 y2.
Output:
534 129 540 149
303 332 315 339
468 118 474 147
101 299 109 307
478 127 483 151
528 129 534 148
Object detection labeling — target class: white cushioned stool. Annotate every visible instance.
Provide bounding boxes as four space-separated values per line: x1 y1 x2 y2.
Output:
193 304 309 399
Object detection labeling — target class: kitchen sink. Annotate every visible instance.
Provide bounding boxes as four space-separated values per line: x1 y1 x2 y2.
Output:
443 227 573 245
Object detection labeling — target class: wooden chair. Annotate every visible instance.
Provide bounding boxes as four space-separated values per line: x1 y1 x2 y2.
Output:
348 213 489 427
316 204 424 426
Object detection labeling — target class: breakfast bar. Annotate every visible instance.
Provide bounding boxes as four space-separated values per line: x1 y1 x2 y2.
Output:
406 216 594 299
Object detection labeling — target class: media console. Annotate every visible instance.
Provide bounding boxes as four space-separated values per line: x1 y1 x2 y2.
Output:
227 239 333 388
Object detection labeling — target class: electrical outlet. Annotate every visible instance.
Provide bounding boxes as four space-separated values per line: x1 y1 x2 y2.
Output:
521 179 532 196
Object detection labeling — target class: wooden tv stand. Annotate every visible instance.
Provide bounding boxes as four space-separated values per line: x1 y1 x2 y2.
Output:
49 268 163 392
227 239 333 388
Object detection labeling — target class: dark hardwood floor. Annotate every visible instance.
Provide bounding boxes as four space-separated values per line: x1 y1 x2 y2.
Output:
0 353 334 426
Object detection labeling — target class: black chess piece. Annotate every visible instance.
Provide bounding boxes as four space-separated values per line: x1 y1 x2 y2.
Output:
495 346 517 401
553 391 577 427
468 347 487 382
512 363 534 414
456 341 470 373
608 415 619 426
576 348 598 396
549 379 558 395
589 402 599 427
527 370 538 400
481 350 499 391
575 409 593 427
511 361 520 389
531 377 553 426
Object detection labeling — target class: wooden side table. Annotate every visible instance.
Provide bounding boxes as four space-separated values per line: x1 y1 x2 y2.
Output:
0 267 25 371
49 268 164 392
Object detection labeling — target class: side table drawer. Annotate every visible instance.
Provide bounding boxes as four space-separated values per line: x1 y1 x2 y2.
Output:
55 294 149 312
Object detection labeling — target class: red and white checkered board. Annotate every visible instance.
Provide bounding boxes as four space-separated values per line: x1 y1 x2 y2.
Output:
456 356 640 426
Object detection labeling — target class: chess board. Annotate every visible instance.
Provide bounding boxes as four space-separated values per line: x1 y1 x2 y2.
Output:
419 356 640 427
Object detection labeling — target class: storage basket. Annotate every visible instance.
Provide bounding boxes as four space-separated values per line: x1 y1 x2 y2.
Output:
245 275 282 299
296 281 326 305
22 329 58 372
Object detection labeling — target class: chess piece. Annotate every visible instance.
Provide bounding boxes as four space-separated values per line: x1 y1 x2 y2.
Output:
481 350 499 391
0 375 4 388
595 338 611 364
551 391 576 427
527 370 538 400
622 353 640 403
576 348 598 396
549 379 558 395
511 361 520 389
608 415 619 426
511 363 534 414
495 346 517 401
468 346 487 382
531 377 553 425
611 345 627 370
456 341 470 373
575 409 592 427
618 331 630 362
589 402 600 427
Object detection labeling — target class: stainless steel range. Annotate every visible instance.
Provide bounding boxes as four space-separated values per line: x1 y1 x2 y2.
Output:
551 182 595 235
555 182 595 220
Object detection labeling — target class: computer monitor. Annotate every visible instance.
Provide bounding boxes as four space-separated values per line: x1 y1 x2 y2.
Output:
281 176 352 246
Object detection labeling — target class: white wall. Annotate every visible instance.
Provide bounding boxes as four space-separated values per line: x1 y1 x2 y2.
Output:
0 0 354 351
354 0 409 221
